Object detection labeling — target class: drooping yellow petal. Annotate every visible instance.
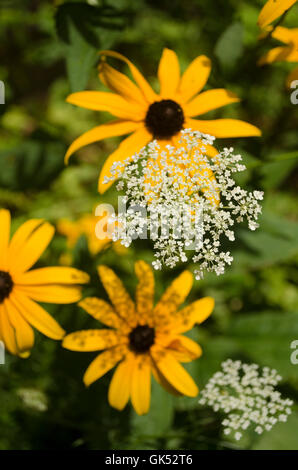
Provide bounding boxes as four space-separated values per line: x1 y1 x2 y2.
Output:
184 89 240 117
158 48 180 98
8 219 43 269
151 346 198 397
258 0 297 29
131 354 151 415
15 267 89 286
100 50 158 103
286 66 298 87
10 222 55 275
98 265 137 326
151 360 183 396
11 291 65 340
65 120 142 164
272 26 298 44
187 118 261 137
153 271 193 327
98 126 151 193
178 55 211 103
62 329 121 351
0 304 18 355
67 91 145 121
16 284 83 304
0 209 11 271
4 299 34 354
83 344 127 386
258 46 298 65
164 335 202 362
135 260 155 325
167 297 215 334
108 352 134 410
99 61 147 105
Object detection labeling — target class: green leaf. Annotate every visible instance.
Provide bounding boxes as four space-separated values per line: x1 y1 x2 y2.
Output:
226 311 298 382
55 2 126 92
132 379 174 439
252 412 298 450
215 22 243 69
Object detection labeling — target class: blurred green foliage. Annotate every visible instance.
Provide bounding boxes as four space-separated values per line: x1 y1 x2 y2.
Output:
0 0 297 450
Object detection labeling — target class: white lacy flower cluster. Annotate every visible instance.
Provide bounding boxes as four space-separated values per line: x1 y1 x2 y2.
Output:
198 360 293 441
104 129 263 279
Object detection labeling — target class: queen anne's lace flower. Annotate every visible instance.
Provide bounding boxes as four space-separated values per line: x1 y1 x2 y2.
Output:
199 359 293 441
104 129 263 279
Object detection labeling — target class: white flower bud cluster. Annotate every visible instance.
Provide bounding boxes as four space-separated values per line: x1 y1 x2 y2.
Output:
198 359 293 441
104 129 263 278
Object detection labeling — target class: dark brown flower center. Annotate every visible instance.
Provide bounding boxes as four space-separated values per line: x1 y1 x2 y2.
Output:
145 99 184 139
0 271 13 303
129 325 155 354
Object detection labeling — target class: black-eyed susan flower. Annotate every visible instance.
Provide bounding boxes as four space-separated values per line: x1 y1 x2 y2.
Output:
258 26 298 87
0 209 89 357
62 261 214 415
258 0 297 29
65 49 261 193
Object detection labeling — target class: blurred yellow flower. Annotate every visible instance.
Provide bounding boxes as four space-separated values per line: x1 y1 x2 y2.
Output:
259 26 298 64
258 0 297 29
0 209 89 357
258 26 298 87
57 212 126 257
65 49 261 193
62 261 214 415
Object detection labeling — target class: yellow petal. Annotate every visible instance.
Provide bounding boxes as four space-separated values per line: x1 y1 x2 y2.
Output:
8 219 43 269
67 91 145 121
97 266 136 327
184 89 240 117
168 297 215 334
258 45 298 65
151 360 183 396
65 120 141 164
98 126 151 193
151 346 198 397
15 267 89 285
272 26 298 44
63 329 121 351
16 284 83 304
4 299 34 354
83 344 127 386
135 260 155 325
0 304 18 355
131 354 151 415
187 118 261 137
0 209 11 271
108 353 134 410
179 55 211 103
286 66 298 87
158 48 180 98
100 50 158 103
258 0 297 29
164 335 202 362
79 297 125 330
99 61 147 105
11 291 65 340
10 222 54 275
153 271 193 327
